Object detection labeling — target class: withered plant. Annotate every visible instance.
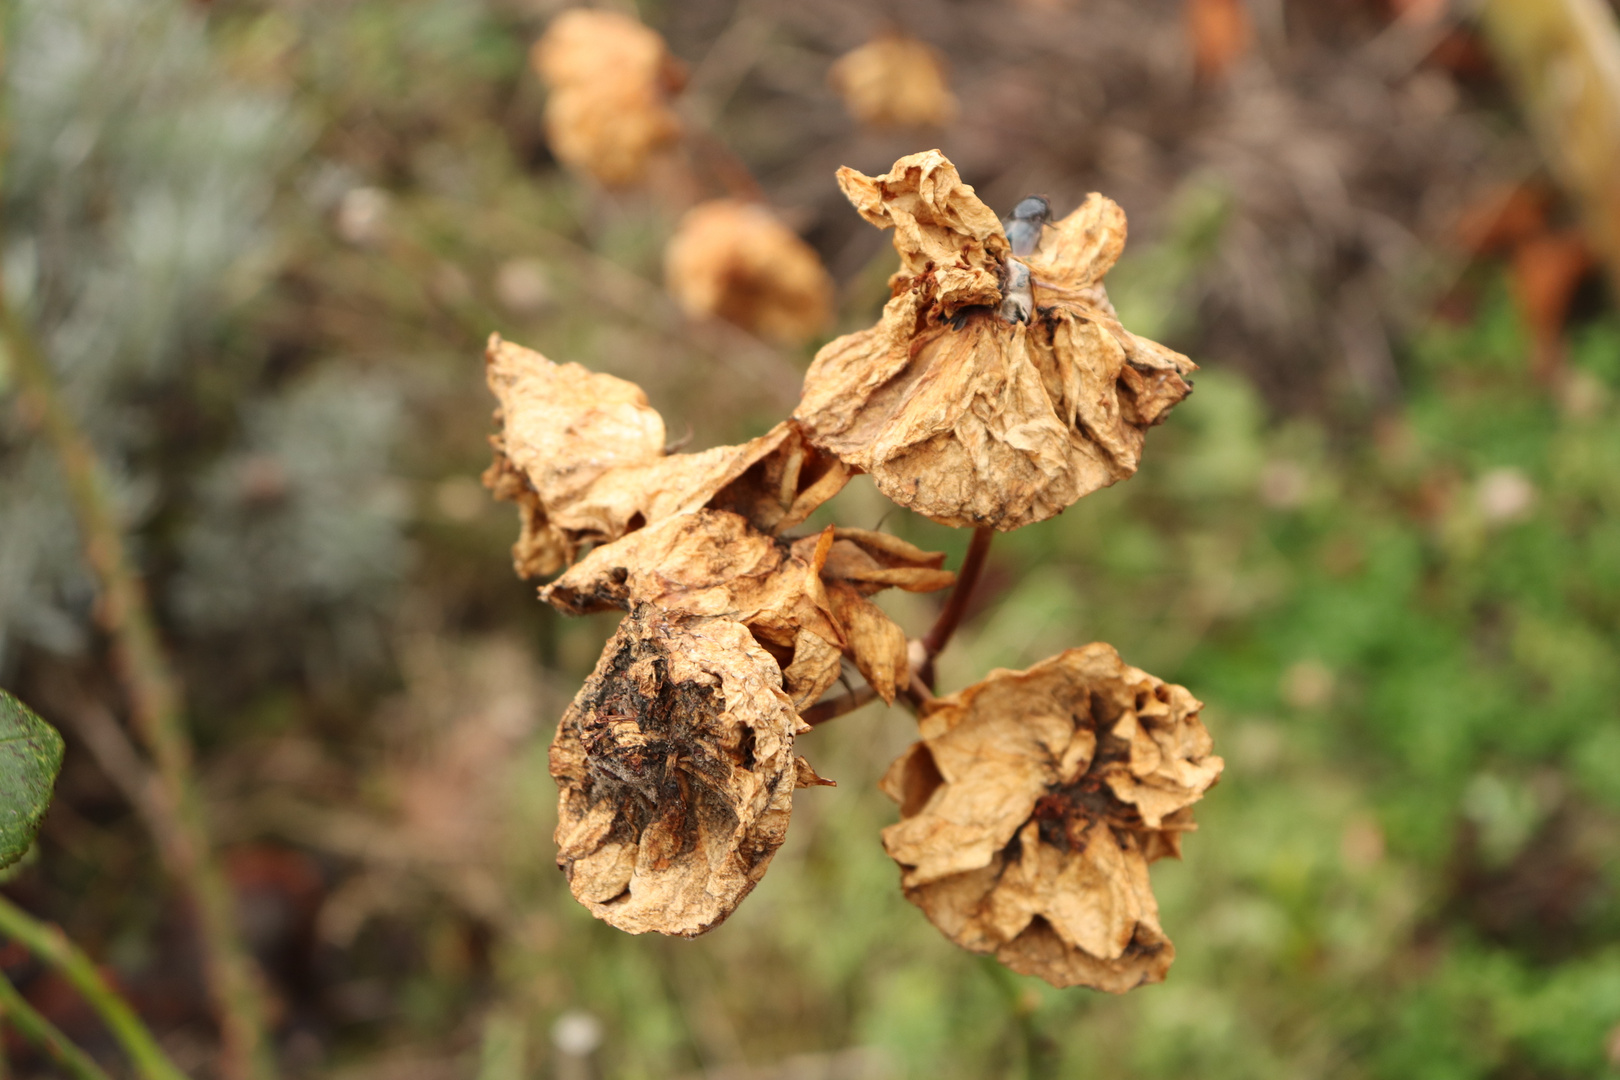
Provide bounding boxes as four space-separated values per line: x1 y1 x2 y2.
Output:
485 150 1223 992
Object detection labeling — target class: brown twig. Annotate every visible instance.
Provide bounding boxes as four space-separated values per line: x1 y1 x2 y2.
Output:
1 293 275 1080
801 684 878 726
918 527 995 690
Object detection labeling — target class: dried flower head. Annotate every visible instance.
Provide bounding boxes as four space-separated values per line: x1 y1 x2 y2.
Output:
829 33 959 129
543 508 953 936
795 151 1197 531
483 335 849 577
552 604 817 936
665 199 835 344
531 9 685 186
879 644 1223 991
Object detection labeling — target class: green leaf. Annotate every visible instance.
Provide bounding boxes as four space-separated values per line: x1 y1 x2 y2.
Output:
0 689 65 870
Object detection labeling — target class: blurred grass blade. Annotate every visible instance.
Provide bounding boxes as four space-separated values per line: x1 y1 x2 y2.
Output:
476 1010 528 1080
0 689 64 871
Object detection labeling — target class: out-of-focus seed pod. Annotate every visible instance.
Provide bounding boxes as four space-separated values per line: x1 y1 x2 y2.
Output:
664 199 834 345
531 9 686 186
829 33 958 129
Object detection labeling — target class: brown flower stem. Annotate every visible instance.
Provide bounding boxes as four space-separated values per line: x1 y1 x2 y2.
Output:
0 973 114 1080
801 684 878 726
918 527 994 690
0 899 190 1080
0 292 275 1080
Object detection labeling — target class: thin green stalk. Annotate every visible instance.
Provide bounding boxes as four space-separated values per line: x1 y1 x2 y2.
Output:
0 972 116 1080
0 897 190 1080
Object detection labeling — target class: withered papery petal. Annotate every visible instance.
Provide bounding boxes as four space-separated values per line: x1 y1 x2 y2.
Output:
834 150 1006 308
879 643 1221 991
484 336 849 576
542 509 949 709
795 153 1198 532
551 605 801 936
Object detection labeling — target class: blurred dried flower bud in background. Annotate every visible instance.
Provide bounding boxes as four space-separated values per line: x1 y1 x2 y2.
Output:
795 150 1197 531
483 335 849 576
880 644 1223 990
531 9 686 186
829 33 959 129
551 604 811 936
665 199 834 345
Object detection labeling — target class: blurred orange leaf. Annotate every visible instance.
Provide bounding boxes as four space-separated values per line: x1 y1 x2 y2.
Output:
1186 0 1252 83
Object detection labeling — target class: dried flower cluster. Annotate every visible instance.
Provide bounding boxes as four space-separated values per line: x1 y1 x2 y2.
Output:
665 199 835 344
530 9 685 186
487 150 1217 990
830 34 959 129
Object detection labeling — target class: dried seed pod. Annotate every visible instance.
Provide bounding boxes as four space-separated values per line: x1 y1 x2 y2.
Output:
483 335 849 576
541 509 953 707
879 643 1223 991
829 33 959 129
531 9 685 186
552 605 813 936
665 200 835 345
794 151 1197 531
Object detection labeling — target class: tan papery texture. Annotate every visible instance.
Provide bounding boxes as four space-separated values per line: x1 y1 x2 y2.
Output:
665 199 835 345
829 34 959 129
483 335 849 577
541 509 953 707
878 643 1223 991
794 151 1198 530
551 605 810 936
531 10 684 186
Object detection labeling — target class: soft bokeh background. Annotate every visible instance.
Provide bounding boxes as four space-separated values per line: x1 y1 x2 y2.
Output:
3 0 1619 1077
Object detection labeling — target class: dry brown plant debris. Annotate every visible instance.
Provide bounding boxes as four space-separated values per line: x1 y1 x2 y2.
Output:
881 645 1223 990
483 334 849 578
795 150 1197 531
665 199 835 344
829 33 959 129
531 9 685 186
485 150 1215 986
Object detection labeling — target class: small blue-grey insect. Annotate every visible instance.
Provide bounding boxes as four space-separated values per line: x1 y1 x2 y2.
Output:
1003 195 1051 257
998 195 1050 324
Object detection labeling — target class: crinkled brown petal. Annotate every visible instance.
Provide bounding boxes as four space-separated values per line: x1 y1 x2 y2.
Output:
795 152 1198 531
879 643 1222 991
551 605 806 936
484 336 848 575
541 509 950 708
